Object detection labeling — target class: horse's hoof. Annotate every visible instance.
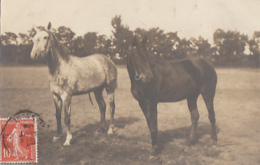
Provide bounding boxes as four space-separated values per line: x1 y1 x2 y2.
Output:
63 137 71 146
188 139 196 146
149 153 162 165
63 133 72 146
96 128 106 134
63 140 71 146
151 150 158 157
152 144 161 155
211 139 217 146
107 127 114 135
53 136 60 142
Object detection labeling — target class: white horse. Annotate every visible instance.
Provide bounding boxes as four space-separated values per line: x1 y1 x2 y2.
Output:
30 22 117 145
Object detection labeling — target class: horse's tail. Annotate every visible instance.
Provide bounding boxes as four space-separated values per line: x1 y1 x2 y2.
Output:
88 93 94 105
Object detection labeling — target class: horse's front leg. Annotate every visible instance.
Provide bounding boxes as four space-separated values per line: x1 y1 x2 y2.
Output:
139 100 159 152
53 94 62 142
62 94 72 146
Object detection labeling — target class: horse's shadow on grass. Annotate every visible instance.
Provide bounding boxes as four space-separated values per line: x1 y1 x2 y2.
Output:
71 119 219 150
40 117 140 164
114 116 140 129
158 123 220 150
71 116 140 144
40 118 219 164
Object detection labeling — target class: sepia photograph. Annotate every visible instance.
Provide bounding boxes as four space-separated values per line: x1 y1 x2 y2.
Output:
0 0 259 164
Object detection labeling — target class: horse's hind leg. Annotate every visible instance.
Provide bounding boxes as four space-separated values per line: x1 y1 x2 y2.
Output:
94 88 107 133
187 95 200 145
106 90 115 135
202 92 217 144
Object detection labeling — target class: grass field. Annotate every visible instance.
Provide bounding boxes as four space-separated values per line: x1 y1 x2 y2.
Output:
0 66 259 165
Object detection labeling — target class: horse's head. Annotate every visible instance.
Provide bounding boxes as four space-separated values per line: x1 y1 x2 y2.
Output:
128 36 154 83
30 22 52 60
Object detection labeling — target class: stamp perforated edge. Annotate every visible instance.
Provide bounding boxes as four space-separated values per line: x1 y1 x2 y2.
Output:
0 117 38 164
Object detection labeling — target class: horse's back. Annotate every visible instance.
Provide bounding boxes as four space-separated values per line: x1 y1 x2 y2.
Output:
156 58 200 101
76 54 117 75
87 54 117 90
67 54 117 93
174 58 217 82
156 58 216 101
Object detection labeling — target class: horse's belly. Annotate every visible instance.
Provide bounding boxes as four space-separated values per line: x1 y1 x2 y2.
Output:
73 78 104 94
158 81 198 102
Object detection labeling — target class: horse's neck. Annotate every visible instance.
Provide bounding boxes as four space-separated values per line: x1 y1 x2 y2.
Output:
47 35 70 75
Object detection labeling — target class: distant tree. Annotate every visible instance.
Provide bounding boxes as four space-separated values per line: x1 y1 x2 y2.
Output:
1 32 18 45
135 27 168 58
190 36 212 58
1 35 10 45
96 35 112 55
214 29 248 56
213 29 248 65
251 31 260 54
134 28 181 59
146 27 167 57
164 32 180 59
71 36 85 56
18 33 32 45
28 28 36 38
1 21 259 67
83 32 98 55
174 38 193 59
134 28 147 39
248 31 260 66
54 26 75 50
134 27 193 60
111 15 133 58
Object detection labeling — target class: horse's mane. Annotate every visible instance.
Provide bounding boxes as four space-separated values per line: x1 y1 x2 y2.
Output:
48 31 70 62
44 30 70 74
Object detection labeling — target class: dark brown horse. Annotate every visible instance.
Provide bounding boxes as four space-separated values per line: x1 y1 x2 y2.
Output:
127 36 217 152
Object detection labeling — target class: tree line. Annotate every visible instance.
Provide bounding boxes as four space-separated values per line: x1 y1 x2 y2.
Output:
1 15 259 67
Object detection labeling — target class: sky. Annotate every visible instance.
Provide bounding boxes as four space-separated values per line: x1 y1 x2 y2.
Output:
1 0 260 43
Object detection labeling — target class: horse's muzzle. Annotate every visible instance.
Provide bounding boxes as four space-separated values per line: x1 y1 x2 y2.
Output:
31 52 47 60
31 52 38 60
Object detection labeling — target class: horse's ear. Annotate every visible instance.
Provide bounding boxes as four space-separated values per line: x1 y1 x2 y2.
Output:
132 36 138 46
47 22 52 30
141 35 147 45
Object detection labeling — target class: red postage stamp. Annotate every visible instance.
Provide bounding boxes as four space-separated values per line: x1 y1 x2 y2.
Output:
1 118 37 163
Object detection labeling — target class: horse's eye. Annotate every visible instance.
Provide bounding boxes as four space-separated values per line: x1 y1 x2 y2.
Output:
44 36 48 39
